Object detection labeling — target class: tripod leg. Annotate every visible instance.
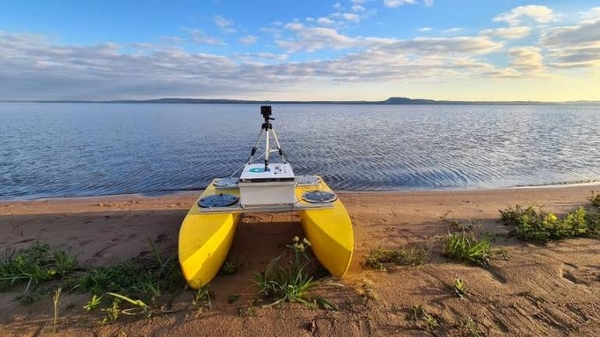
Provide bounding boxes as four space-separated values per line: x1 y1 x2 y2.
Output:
270 128 286 163
264 126 270 170
249 129 264 164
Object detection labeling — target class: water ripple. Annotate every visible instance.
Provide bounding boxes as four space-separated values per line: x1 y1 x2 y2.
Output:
1 103 600 200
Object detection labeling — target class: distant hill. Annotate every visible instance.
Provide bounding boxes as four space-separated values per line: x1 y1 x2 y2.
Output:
2 97 599 105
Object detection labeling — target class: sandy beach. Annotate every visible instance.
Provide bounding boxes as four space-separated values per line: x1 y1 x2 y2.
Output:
1 185 600 336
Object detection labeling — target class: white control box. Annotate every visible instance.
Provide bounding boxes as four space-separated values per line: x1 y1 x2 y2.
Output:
238 163 296 206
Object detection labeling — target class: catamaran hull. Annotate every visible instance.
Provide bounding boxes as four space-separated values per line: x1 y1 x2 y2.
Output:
178 176 354 289
178 189 241 289
298 180 354 277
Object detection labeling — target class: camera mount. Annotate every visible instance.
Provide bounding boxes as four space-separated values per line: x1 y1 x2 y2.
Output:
248 106 287 171
260 105 274 132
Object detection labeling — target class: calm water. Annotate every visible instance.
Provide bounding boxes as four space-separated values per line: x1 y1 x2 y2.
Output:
1 103 599 200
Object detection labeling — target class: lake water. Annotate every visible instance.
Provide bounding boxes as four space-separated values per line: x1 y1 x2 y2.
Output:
1 103 599 200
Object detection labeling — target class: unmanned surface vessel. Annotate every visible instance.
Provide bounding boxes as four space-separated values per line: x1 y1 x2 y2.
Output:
178 106 354 289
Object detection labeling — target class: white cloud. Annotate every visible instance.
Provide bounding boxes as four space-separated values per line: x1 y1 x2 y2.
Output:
376 36 503 55
442 28 463 34
480 26 532 39
383 0 433 8
332 12 361 22
0 30 542 100
183 28 226 45
213 15 236 33
508 46 544 73
384 0 416 8
278 24 358 52
580 7 600 21
541 19 600 48
541 12 600 68
352 5 365 12
8 4 600 101
239 35 257 45
233 52 288 62
316 17 335 25
493 5 557 26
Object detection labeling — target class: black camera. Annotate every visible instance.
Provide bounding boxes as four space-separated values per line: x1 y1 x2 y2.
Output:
261 105 272 120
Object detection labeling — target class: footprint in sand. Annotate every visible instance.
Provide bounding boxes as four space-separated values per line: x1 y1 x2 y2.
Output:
561 263 582 285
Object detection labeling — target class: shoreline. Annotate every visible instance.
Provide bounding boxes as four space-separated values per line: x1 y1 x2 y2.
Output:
2 180 600 204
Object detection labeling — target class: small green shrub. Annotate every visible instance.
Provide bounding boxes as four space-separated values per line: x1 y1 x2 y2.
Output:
453 317 481 337
408 305 440 332
76 255 184 301
221 256 244 275
589 191 600 208
443 232 490 267
0 243 78 291
253 237 337 310
84 294 103 311
192 284 213 311
500 205 599 243
453 278 468 298
363 247 427 271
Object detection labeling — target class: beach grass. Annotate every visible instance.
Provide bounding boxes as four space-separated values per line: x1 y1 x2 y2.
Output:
442 231 491 267
452 278 468 299
408 305 440 332
0 243 78 292
590 191 600 208
363 246 427 271
253 237 338 310
220 255 245 275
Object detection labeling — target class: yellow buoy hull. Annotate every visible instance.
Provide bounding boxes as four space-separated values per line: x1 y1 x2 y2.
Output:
178 184 240 289
297 178 354 277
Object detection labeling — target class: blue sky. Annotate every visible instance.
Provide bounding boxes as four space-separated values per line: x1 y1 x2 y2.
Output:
1 1 599 101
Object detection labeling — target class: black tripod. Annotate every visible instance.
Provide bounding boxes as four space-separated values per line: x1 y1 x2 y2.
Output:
247 106 287 171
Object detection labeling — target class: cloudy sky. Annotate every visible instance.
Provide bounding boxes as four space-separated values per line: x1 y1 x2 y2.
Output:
1 0 599 101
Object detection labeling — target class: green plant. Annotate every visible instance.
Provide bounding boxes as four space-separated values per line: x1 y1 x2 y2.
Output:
237 305 256 317
408 305 440 331
76 255 184 302
221 256 244 275
100 297 121 325
586 212 600 237
107 292 151 317
363 246 427 271
590 191 600 208
442 213 477 233
192 284 213 311
453 317 481 337
453 278 468 298
0 243 78 291
52 287 63 333
253 237 337 310
494 247 509 260
500 205 599 242
442 232 491 267
358 279 378 305
84 294 103 311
